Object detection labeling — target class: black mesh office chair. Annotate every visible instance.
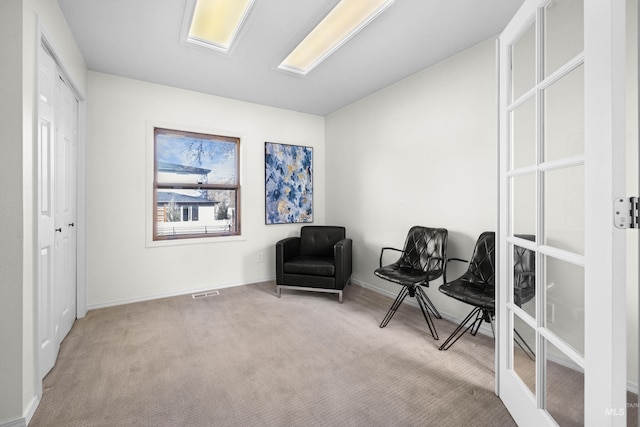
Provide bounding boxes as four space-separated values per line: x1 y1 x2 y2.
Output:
437 232 536 356
375 226 448 340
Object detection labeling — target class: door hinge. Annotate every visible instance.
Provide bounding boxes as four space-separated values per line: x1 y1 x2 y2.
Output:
614 197 639 229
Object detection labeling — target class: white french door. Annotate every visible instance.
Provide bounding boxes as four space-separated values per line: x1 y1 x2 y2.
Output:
498 0 627 426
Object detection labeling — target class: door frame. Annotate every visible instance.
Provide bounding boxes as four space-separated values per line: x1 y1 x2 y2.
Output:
35 17 87 390
496 0 628 425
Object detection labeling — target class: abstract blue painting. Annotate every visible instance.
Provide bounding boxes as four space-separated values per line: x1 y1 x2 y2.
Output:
265 142 313 224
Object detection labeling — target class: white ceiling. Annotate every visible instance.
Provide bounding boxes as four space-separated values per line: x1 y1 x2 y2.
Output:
57 0 524 116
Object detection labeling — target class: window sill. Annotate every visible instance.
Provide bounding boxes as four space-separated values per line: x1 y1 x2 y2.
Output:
145 234 246 248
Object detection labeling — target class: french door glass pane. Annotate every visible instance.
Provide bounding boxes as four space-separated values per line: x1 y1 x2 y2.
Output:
544 338 584 426
544 256 584 356
544 64 585 162
544 0 584 78
511 95 537 169
513 313 536 396
510 174 536 236
543 165 584 255
513 242 536 317
511 19 536 101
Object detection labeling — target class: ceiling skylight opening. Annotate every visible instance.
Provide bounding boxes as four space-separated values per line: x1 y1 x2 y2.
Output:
278 0 395 76
183 0 255 53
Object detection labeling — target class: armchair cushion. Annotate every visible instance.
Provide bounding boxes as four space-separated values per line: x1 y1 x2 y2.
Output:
299 226 347 258
283 256 335 277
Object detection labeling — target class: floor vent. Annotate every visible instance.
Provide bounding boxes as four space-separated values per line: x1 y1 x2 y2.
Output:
191 290 220 299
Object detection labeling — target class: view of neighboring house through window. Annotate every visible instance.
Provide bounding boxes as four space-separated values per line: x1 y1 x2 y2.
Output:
154 127 240 240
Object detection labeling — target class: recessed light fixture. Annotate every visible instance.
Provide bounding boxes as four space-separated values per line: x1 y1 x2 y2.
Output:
278 0 395 76
183 0 255 53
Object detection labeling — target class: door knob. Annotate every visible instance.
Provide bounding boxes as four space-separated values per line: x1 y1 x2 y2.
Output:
55 228 62 232
68 223 75 227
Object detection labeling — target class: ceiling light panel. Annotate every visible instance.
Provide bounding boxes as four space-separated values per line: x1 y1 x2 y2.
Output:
185 0 254 53
279 0 395 76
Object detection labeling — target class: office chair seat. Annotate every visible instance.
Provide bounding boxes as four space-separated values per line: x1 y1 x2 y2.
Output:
376 262 444 286
439 274 495 310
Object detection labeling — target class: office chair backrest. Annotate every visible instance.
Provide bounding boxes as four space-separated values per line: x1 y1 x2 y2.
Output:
402 226 448 273
467 231 496 287
299 226 346 258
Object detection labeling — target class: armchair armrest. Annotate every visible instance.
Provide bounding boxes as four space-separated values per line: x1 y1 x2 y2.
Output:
379 247 403 268
443 257 468 283
276 237 300 284
334 238 353 288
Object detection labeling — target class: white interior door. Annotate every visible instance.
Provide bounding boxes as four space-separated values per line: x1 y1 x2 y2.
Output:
498 0 627 425
53 74 78 352
37 43 57 379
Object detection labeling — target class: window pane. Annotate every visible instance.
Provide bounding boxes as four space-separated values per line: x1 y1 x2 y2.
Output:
155 128 238 185
512 240 536 316
511 19 536 101
544 65 584 162
543 165 584 255
544 338 584 425
511 95 536 170
513 313 536 396
544 0 583 78
544 256 584 356
156 188 238 237
510 173 536 237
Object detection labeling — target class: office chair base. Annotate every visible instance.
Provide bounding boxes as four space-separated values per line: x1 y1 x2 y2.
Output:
439 306 491 351
439 307 535 359
379 285 440 340
276 285 343 303
514 329 536 360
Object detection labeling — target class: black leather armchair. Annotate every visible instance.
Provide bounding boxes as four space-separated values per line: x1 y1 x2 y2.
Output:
276 226 352 303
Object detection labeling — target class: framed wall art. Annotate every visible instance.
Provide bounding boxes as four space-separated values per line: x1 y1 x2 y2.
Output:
265 142 313 224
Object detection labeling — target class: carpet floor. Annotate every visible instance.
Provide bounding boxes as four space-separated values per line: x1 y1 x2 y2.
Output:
30 282 532 426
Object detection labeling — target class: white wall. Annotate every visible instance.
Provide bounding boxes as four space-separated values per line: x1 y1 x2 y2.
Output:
0 0 87 424
325 38 498 321
86 72 325 307
0 1 26 422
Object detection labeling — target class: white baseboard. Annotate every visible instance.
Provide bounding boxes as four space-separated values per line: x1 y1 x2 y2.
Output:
86 276 276 311
0 419 25 427
0 395 39 427
24 395 39 426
